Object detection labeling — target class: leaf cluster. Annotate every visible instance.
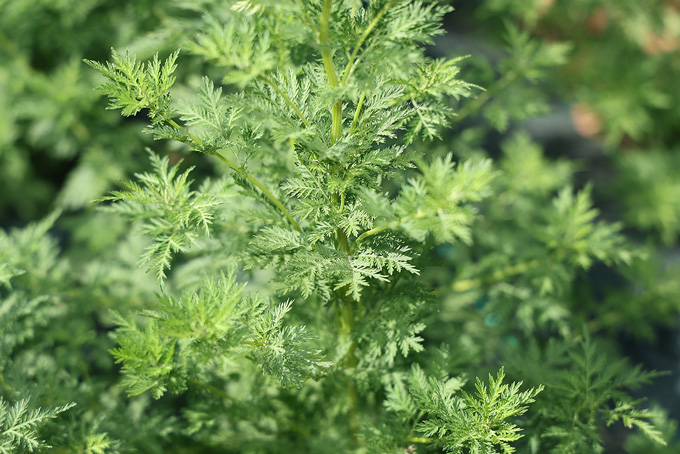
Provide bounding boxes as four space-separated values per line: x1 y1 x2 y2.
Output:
110 270 330 398
98 152 222 281
504 336 666 453
384 366 542 453
0 398 75 453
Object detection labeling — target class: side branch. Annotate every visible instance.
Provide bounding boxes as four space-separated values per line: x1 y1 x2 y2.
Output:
351 211 427 253
212 152 302 232
164 116 302 232
450 258 541 292
341 0 396 85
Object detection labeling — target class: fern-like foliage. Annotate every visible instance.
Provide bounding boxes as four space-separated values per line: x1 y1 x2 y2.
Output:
84 49 179 120
98 152 221 281
387 156 496 244
384 366 542 454
109 312 179 399
110 270 330 396
504 336 666 453
0 212 66 365
461 22 571 131
177 77 243 155
537 185 632 269
83 1 671 452
0 398 75 453
541 337 665 452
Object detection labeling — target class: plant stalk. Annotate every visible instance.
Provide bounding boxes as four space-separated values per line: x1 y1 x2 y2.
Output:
450 258 541 292
341 0 396 85
164 117 301 232
351 212 427 253
453 70 518 123
407 437 434 443
349 91 366 134
338 293 359 443
320 0 343 144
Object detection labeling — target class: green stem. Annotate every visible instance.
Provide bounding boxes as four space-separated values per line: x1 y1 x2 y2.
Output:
339 192 346 214
320 0 342 144
337 228 350 254
331 102 343 144
407 410 426 439
341 0 396 85
188 378 233 401
453 70 518 124
164 117 302 232
351 211 427 253
352 224 392 250
320 2 360 442
407 437 434 444
450 258 541 292
349 91 366 134
166 117 205 147
213 152 302 232
257 74 313 129
339 294 358 442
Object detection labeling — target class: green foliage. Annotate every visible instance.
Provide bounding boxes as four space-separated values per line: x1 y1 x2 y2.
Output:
614 150 680 245
538 184 632 269
111 271 330 395
83 0 677 450
0 0 168 217
98 152 221 280
85 49 179 120
504 335 665 452
0 398 75 453
625 406 680 453
2 1 678 453
0 212 66 364
388 156 496 244
457 23 571 131
413 367 543 454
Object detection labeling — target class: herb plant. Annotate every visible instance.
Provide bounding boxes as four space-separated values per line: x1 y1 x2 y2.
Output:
1 1 677 453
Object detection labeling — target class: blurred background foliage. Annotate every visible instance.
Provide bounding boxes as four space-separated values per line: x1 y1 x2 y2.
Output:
1 0 679 451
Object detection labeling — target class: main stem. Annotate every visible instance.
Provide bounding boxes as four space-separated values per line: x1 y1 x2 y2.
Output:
339 292 359 442
453 70 518 124
321 1 359 442
320 0 342 144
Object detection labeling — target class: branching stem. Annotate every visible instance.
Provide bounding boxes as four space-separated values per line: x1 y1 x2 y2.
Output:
454 70 518 123
351 212 427 253
349 91 366 134
352 224 392 249
164 117 302 232
450 258 541 292
341 0 396 85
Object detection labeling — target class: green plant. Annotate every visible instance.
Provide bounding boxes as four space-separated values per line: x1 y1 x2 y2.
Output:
1 1 677 453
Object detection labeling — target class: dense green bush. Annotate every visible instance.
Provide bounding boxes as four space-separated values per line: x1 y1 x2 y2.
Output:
2 1 679 453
